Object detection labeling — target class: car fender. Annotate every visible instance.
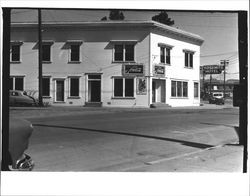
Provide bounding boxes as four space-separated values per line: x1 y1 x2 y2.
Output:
9 118 34 163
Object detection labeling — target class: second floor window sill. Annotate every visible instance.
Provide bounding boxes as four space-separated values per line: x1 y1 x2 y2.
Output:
43 61 52 64
10 61 21 64
159 63 171 66
68 61 81 64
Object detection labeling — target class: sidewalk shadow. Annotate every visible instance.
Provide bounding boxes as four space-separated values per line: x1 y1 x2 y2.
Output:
33 124 214 149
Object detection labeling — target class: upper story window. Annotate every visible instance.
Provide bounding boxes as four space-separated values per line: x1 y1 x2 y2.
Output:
114 44 135 62
183 49 195 68
158 43 173 65
37 41 54 63
42 44 51 62
66 40 83 63
10 41 23 63
70 45 80 62
111 40 137 62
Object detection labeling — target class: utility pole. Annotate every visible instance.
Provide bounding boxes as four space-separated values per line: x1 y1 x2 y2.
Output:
38 9 43 107
238 11 247 173
209 73 212 94
2 8 11 171
220 60 229 98
203 69 205 99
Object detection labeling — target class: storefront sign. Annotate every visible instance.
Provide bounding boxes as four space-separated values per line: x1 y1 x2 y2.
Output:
136 77 147 95
201 65 224 74
154 65 165 76
123 64 144 76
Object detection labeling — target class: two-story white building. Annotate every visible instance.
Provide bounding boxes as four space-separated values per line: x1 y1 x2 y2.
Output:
10 20 204 107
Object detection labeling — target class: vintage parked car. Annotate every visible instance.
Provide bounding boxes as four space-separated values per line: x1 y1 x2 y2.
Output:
208 92 225 105
9 90 36 106
8 118 34 171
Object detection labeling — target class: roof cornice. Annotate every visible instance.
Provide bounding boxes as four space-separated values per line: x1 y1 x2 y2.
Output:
11 20 204 45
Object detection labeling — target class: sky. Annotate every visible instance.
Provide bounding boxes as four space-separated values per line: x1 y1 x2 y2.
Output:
11 9 239 80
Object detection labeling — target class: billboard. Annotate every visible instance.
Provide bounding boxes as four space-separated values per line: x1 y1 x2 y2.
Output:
201 65 225 74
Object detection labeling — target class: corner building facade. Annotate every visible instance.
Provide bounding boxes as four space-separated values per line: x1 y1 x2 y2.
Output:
10 21 204 107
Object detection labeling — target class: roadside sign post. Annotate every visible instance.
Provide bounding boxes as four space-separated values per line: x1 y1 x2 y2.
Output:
220 60 229 98
201 64 225 97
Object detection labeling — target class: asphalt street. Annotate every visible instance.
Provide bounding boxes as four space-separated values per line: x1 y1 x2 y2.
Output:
10 105 241 171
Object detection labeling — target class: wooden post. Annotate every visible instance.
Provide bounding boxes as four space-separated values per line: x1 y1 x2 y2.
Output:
38 9 43 107
2 8 11 170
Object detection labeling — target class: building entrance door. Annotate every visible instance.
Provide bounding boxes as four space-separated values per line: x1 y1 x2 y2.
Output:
88 74 101 102
152 79 166 103
56 80 65 102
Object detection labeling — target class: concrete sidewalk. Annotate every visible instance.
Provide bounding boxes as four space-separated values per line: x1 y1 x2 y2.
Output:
127 144 244 172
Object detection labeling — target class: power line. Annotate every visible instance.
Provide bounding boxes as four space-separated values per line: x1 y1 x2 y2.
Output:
170 13 237 18
200 51 238 58
178 24 237 29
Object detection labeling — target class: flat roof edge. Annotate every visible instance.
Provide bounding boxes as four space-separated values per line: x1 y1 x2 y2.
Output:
11 20 204 45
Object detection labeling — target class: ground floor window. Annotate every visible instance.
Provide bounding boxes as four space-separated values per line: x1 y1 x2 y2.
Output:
10 76 24 91
171 80 188 98
42 77 50 96
194 82 199 98
69 77 80 97
114 78 134 98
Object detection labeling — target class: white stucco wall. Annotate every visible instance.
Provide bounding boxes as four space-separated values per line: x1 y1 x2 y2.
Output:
10 26 150 107
150 31 201 107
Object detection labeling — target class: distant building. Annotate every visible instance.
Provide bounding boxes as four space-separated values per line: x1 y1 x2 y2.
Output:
201 79 239 98
10 20 204 107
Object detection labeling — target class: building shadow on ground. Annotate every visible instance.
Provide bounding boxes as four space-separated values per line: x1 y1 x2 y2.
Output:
33 124 214 149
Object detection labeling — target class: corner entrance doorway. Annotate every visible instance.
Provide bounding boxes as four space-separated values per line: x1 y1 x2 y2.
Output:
87 74 101 103
152 79 166 103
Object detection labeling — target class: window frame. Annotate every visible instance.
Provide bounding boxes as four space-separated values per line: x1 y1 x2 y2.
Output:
194 82 199 98
183 49 195 68
68 77 80 98
10 76 24 91
42 77 51 97
113 42 136 63
67 41 83 63
42 44 52 62
171 80 188 98
38 41 54 63
10 41 23 63
113 77 135 98
158 43 173 65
